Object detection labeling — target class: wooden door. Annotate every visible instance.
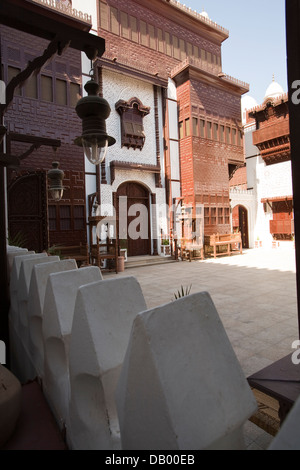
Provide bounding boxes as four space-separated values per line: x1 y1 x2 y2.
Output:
117 182 150 256
8 171 49 252
239 206 249 248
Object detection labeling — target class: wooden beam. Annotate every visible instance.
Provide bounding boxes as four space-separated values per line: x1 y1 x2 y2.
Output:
286 0 300 339
0 0 105 59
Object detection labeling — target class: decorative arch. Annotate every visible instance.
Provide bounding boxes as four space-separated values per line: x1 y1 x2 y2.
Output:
116 181 151 256
232 204 249 248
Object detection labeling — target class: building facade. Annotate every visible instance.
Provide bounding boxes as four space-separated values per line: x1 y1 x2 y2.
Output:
74 0 248 256
230 77 292 248
3 0 248 257
1 2 87 251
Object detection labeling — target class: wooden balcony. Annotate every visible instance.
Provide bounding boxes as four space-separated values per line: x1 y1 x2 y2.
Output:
252 119 290 146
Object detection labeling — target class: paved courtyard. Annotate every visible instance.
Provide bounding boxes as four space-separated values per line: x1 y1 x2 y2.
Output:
105 244 298 450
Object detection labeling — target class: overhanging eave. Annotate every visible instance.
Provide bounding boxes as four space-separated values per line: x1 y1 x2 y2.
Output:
0 0 105 59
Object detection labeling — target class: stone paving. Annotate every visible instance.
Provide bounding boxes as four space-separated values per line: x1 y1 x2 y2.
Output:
104 244 298 450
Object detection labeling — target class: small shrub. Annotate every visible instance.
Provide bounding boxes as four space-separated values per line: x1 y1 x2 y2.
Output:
174 284 192 300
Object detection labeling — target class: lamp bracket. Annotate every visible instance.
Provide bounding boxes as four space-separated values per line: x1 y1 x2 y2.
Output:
1 36 71 115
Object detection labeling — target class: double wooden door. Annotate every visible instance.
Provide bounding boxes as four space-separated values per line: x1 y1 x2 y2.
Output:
116 182 151 256
8 171 48 252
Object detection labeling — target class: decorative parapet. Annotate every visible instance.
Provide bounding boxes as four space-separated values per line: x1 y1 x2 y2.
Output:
32 0 92 24
171 56 220 78
167 0 229 36
220 74 249 92
171 57 249 92
230 188 254 196
248 93 288 115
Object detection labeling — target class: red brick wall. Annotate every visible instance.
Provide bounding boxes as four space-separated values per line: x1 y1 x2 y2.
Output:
177 78 244 234
98 0 222 79
229 166 247 189
1 25 87 246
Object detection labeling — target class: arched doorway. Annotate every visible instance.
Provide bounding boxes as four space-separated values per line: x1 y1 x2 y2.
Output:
232 205 249 248
116 182 151 256
8 171 48 252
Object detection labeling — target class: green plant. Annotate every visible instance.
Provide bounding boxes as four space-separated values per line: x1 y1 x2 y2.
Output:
47 245 62 258
119 239 127 249
7 231 28 248
161 239 169 245
174 284 192 300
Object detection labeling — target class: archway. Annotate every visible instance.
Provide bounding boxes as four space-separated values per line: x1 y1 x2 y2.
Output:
116 181 151 256
232 205 249 249
8 171 48 252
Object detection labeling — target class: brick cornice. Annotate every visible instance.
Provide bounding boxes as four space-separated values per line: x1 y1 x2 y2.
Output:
97 57 168 88
171 59 249 96
110 160 161 183
133 0 229 44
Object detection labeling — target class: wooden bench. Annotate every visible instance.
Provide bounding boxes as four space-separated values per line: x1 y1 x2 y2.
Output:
204 232 242 259
179 238 204 262
56 243 89 267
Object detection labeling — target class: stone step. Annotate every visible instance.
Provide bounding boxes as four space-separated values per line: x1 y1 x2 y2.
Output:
125 255 178 269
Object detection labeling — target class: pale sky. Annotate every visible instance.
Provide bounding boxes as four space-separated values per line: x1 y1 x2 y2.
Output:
183 0 287 105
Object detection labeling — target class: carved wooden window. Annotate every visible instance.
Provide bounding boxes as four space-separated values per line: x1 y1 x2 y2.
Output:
56 79 67 106
70 83 81 107
48 204 85 231
115 97 150 150
7 66 22 96
41 75 53 102
99 1 109 30
25 74 38 99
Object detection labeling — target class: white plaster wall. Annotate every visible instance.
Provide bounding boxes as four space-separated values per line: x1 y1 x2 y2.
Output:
91 69 168 245
103 68 157 168
168 100 179 141
260 160 293 200
247 155 293 246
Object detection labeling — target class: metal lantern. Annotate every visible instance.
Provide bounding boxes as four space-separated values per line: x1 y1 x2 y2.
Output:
74 78 115 165
47 161 64 202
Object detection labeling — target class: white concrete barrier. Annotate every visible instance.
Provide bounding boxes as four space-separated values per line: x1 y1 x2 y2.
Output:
7 248 33 281
68 276 147 450
9 253 47 330
15 255 60 382
9 253 48 380
269 395 300 450
28 259 78 379
116 291 257 450
42 266 102 431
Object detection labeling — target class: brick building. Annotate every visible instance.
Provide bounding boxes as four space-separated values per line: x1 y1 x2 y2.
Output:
230 77 292 248
3 0 248 256
1 0 87 252
74 0 248 256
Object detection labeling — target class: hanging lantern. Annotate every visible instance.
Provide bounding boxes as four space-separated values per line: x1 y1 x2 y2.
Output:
74 78 115 165
47 161 64 202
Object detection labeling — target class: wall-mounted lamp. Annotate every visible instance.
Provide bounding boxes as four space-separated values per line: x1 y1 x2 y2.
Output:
74 78 115 165
47 161 64 202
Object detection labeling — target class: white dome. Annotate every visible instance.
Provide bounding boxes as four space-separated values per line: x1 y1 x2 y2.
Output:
241 95 258 124
264 76 284 100
200 10 209 20
242 95 258 111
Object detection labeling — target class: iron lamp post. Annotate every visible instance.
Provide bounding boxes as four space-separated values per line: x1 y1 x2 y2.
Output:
47 161 64 202
74 77 115 165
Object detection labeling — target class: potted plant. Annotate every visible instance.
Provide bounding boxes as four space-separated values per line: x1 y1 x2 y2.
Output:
119 239 128 261
160 238 171 257
255 236 262 248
